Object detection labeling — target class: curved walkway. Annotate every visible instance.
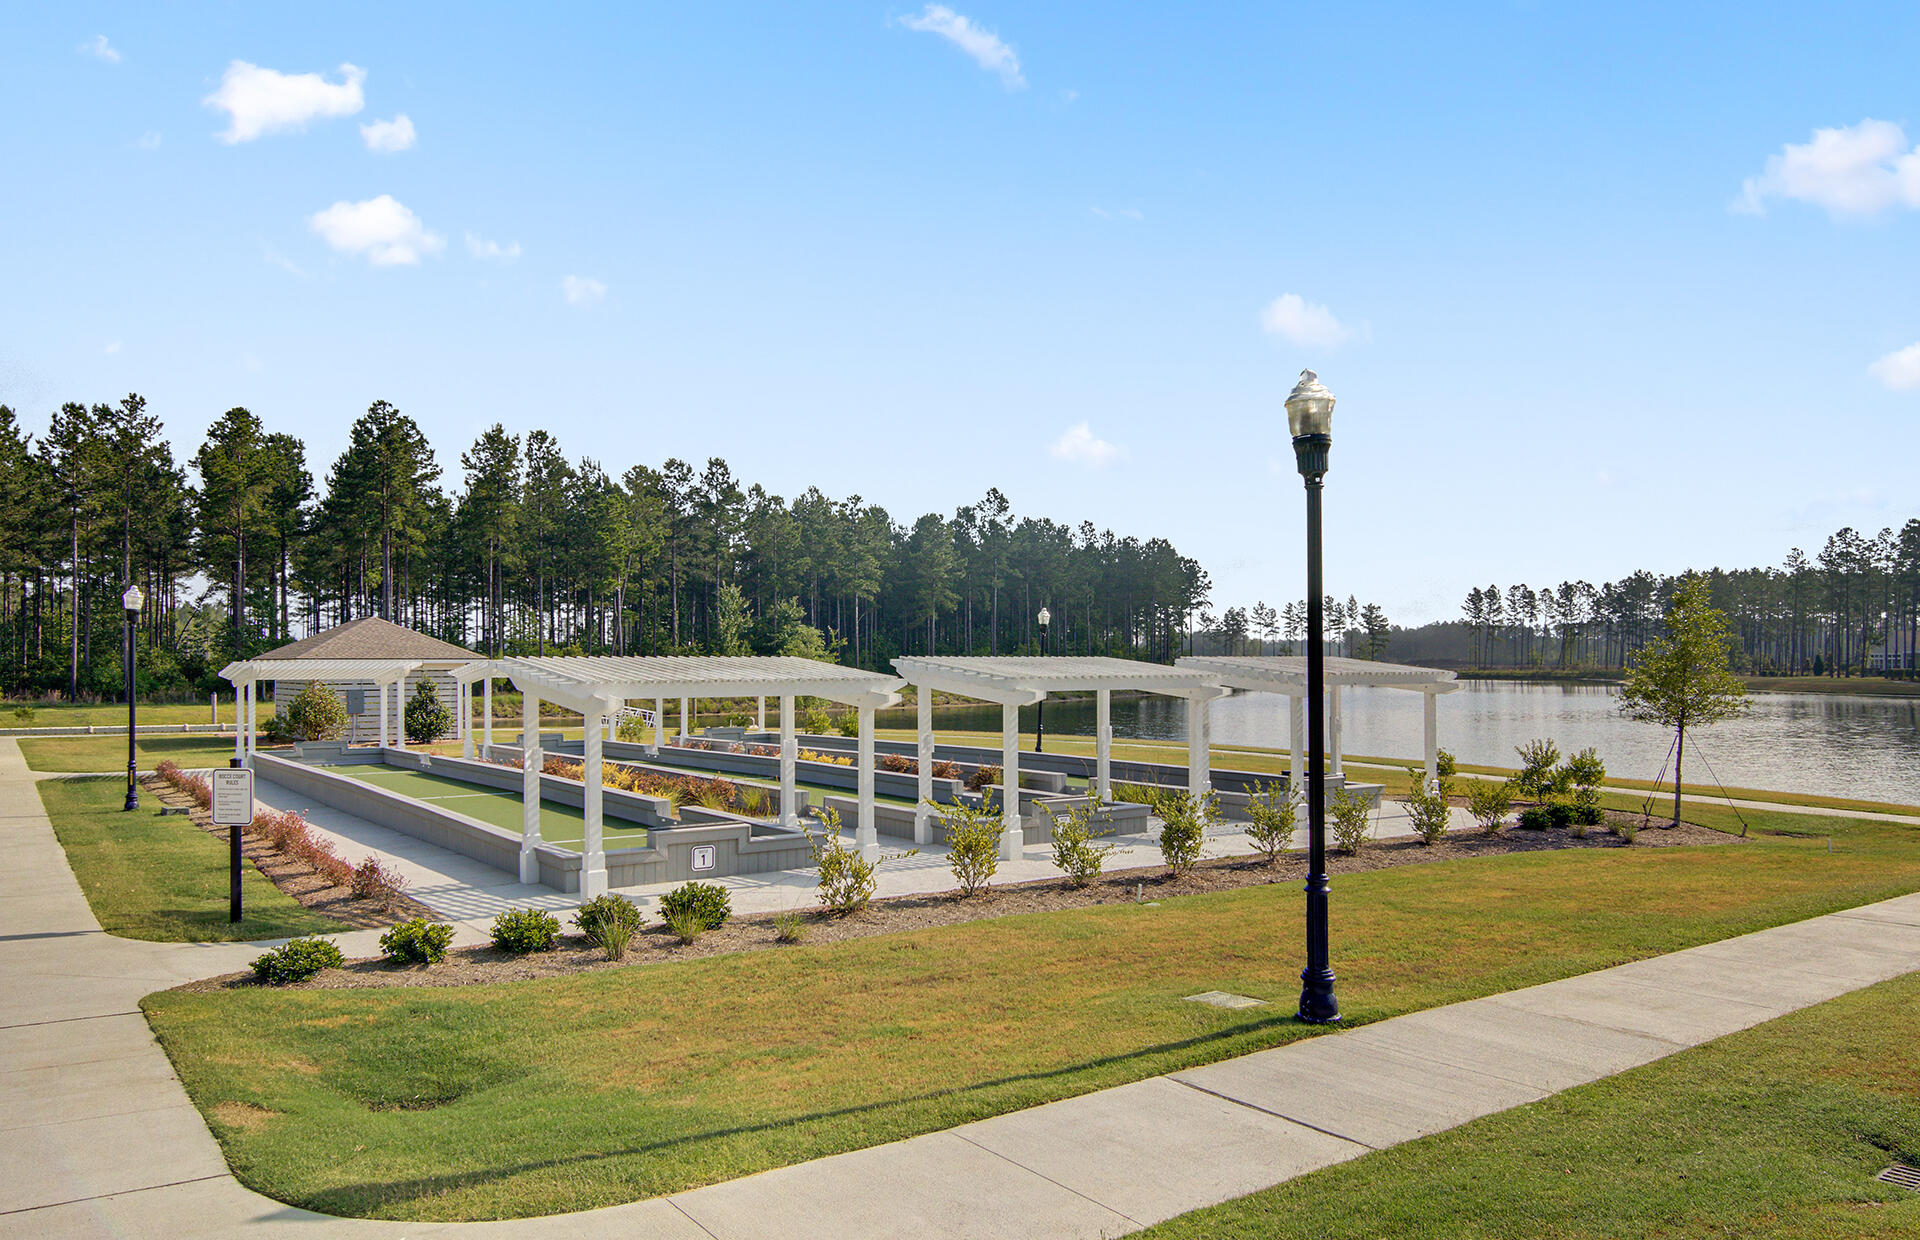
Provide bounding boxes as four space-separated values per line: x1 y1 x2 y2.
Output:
3 738 1917 1239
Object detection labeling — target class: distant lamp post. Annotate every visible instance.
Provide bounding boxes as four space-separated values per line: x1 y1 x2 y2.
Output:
1035 606 1051 752
1287 369 1339 1025
122 582 145 812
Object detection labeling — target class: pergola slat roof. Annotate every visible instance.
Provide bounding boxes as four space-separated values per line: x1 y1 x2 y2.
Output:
891 655 1221 705
490 655 904 712
1178 654 1460 693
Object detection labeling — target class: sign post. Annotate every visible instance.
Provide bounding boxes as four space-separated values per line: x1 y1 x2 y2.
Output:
212 766 254 923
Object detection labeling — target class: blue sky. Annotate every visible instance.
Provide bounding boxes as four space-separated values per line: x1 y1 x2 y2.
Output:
3 3 1916 625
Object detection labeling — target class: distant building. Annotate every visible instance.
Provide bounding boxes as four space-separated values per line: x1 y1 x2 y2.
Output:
258 617 480 742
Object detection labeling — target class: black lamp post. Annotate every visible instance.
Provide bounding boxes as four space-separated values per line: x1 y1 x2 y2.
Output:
1288 369 1340 1025
1035 606 1050 752
122 582 144 812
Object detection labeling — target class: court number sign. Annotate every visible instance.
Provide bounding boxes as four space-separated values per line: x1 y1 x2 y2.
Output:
689 844 716 872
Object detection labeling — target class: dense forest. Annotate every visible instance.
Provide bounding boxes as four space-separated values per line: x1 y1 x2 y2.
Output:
0 396 1215 700
1381 527 1920 676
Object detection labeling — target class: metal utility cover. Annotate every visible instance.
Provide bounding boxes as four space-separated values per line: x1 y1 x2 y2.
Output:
1878 1164 1920 1192
1184 991 1267 1010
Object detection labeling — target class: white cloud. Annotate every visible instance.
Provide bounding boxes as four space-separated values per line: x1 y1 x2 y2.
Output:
562 275 607 306
1050 422 1118 468
898 5 1025 89
1869 341 1920 390
136 130 162 150
307 195 443 266
360 113 415 153
1260 293 1355 348
79 35 120 63
1736 119 1920 217
204 61 365 144
465 232 522 261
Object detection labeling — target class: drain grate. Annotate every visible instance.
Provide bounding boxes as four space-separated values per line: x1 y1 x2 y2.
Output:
1877 1164 1920 1192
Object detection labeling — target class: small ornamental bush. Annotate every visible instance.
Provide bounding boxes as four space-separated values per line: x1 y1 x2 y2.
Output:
490 907 561 953
1436 748 1458 780
832 712 861 737
1403 768 1452 846
799 704 833 734
937 801 1003 896
251 937 344 985
1046 803 1116 888
380 917 455 965
1516 804 1554 831
878 753 914 774
348 855 409 902
1514 738 1562 805
283 680 349 742
573 893 643 960
1617 817 1641 844
805 808 880 915
929 760 963 781
404 682 454 744
965 763 1002 793
12 705 34 725
1329 786 1376 854
1156 790 1216 876
659 881 731 931
666 906 707 945
1467 779 1515 835
1242 780 1299 863
773 910 808 943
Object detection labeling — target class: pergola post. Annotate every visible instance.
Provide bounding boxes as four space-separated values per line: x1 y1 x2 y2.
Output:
779 694 797 829
393 676 408 751
756 696 766 730
1289 693 1306 799
243 681 255 763
482 677 494 758
652 697 664 755
1095 687 1112 803
1187 689 1212 795
581 703 608 898
462 680 474 758
1423 689 1439 789
519 689 542 884
999 701 1022 860
232 678 246 764
914 690 934 844
679 697 689 738
1328 684 1344 780
856 704 878 860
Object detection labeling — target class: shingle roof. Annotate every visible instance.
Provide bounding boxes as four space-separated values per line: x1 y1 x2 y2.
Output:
254 616 480 662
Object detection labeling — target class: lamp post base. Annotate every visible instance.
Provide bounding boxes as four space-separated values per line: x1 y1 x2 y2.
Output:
1297 968 1340 1024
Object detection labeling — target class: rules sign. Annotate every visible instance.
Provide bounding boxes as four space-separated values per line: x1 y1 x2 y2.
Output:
212 768 255 826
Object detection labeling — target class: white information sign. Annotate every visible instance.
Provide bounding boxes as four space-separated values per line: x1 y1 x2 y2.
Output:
689 844 716 873
211 768 255 826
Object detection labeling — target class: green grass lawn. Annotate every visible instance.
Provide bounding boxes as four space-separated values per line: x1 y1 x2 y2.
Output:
142 803 1920 1221
1142 971 1920 1240
39 776 350 943
4 697 268 728
19 733 263 773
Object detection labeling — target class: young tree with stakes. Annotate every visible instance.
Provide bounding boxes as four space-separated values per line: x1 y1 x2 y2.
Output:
1620 573 1749 826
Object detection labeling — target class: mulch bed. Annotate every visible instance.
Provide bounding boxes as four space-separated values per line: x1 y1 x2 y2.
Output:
177 808 1736 993
142 774 432 930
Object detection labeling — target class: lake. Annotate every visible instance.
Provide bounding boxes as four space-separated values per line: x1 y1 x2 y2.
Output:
884 681 1920 805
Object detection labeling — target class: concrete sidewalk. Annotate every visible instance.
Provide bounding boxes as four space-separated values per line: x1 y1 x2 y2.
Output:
4 737 1917 1239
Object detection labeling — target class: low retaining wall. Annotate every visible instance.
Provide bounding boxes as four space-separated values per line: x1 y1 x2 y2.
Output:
0 722 239 737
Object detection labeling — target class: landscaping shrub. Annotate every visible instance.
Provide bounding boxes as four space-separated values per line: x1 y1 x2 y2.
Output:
773 910 807 943
805 808 879 914
937 801 1003 896
1513 738 1562 806
1436 748 1458 779
380 917 455 965
1467 779 1514 835
1547 801 1575 829
1111 781 1163 808
666 907 707 945
1617 817 1641 844
832 712 861 738
1403 768 1452 846
282 681 349 742
1045 803 1115 887
490 908 560 953
1561 746 1607 826
964 763 1001 793
658 881 731 931
878 753 914 774
797 748 852 766
1156 790 1216 876
12 705 34 725
250 937 344 986
1329 787 1375 853
1242 780 1298 863
799 704 832 734
573 893 643 960
929 760 963 781
1517 805 1554 831
348 855 408 902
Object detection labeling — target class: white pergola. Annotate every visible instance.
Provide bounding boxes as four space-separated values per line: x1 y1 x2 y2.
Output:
477 655 904 896
219 658 456 763
1177 655 1460 790
890 656 1228 859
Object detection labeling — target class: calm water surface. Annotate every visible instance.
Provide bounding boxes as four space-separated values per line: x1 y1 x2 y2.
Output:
887 681 1920 804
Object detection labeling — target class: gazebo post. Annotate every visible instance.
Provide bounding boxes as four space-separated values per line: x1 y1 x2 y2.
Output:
779 694 797 828
1423 689 1439 789
482 677 493 758
914 689 934 844
756 696 766 731
856 704 878 860
1186 688 1211 795
998 702 1022 860
1095 687 1112 802
679 697 689 738
1328 684 1344 780
519 689 542 884
376 681 388 749
581 703 608 897
393 675 408 751
1289 694 1306 800
652 697 664 755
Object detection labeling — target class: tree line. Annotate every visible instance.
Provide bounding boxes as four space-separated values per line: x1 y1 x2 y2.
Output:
1384 521 1920 676
0 397 1213 699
